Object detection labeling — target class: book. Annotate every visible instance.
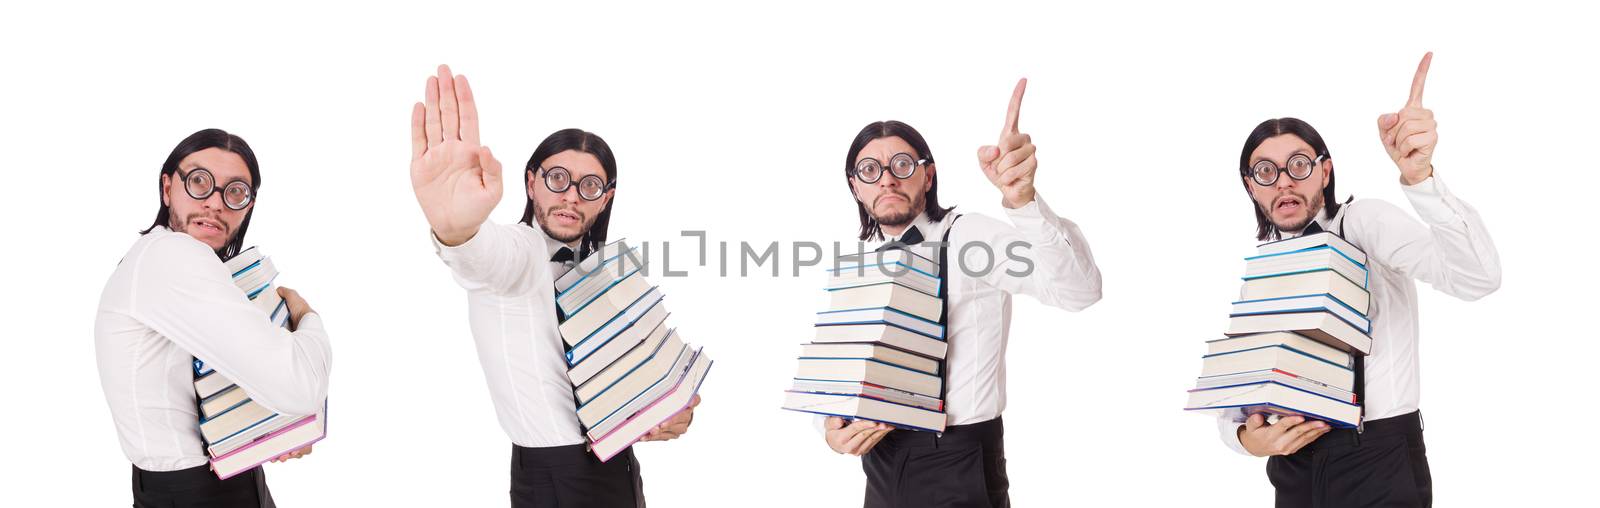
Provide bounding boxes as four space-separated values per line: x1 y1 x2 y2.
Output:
568 303 670 389
589 350 713 462
816 306 944 339
199 385 251 419
555 240 635 294
1227 311 1373 355
1193 368 1355 404
558 271 654 349
1185 380 1360 429
827 250 942 297
798 342 940 376
574 325 675 404
793 357 942 398
1240 269 1369 315
1255 231 1367 266
825 281 943 322
1204 331 1352 368
577 337 692 433
1231 293 1370 333
1200 345 1354 391
833 249 939 280
1244 246 1368 290
812 323 947 359
782 391 946 433
787 380 944 412
209 409 326 480
557 242 644 317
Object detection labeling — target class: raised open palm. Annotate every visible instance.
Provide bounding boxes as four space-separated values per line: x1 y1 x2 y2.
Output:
410 64 503 246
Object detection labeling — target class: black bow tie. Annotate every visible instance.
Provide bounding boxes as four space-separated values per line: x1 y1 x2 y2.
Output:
1300 221 1324 236
551 246 576 263
877 226 924 252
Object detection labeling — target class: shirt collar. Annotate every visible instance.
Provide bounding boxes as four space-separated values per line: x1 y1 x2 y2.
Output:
1280 208 1331 239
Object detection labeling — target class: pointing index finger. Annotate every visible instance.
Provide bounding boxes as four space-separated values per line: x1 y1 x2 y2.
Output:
1407 52 1432 107
1003 78 1027 135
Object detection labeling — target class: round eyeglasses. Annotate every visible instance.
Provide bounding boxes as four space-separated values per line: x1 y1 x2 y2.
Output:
850 153 927 184
1247 153 1327 187
537 166 615 201
174 167 253 210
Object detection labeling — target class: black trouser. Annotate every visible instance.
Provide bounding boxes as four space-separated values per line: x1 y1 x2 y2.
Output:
863 416 1009 508
131 463 273 508
1267 410 1432 508
511 443 644 508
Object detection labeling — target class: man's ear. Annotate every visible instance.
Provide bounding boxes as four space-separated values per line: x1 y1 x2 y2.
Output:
923 163 936 193
160 173 171 207
1321 158 1334 187
527 170 538 199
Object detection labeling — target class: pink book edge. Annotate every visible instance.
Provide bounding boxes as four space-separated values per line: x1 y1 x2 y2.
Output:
211 414 324 480
590 359 712 462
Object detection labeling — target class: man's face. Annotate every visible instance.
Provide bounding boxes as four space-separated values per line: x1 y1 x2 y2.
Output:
1246 134 1331 233
529 150 613 244
162 148 254 251
850 136 933 228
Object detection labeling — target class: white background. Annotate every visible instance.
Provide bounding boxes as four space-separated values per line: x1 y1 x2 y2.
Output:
3 1 1596 506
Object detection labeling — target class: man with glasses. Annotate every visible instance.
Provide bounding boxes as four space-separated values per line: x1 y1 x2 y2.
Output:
408 65 697 508
95 128 330 507
820 80 1103 508
1219 53 1501 507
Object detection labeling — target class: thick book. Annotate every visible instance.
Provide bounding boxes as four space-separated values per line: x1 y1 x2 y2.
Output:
1255 231 1367 266
199 385 250 419
576 336 691 432
1200 345 1354 391
210 409 326 480
781 391 947 433
1231 293 1370 334
787 380 944 412
1185 380 1360 429
1193 368 1355 404
568 303 670 389
1226 310 1373 355
1244 246 1368 290
1204 331 1351 368
588 350 713 462
575 325 676 404
557 243 645 317
825 281 943 322
1239 269 1369 315
827 251 942 297
812 322 947 359
558 272 654 349
816 306 944 340
555 240 634 294
798 342 939 376
793 357 942 398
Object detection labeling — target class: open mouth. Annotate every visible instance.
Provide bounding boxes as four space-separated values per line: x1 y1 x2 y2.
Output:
1273 196 1303 215
550 209 582 224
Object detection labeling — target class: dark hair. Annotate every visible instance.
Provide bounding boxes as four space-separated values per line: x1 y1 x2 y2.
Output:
140 128 261 260
845 121 955 241
519 128 618 253
1238 117 1343 241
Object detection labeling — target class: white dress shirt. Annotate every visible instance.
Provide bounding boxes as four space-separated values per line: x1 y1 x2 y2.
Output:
875 194 1103 426
433 222 589 448
1217 174 1502 454
94 227 332 471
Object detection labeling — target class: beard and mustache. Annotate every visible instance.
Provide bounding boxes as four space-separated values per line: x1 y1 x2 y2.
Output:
1258 189 1324 233
869 189 924 228
535 201 592 243
171 211 232 239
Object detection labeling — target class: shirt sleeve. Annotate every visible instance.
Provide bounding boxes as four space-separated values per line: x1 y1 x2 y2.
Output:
1215 416 1253 455
954 194 1103 311
1348 174 1503 301
129 235 332 416
433 222 550 296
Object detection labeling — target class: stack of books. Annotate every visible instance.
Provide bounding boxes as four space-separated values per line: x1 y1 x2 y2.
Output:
557 240 713 462
1185 232 1372 428
781 249 948 433
192 247 326 479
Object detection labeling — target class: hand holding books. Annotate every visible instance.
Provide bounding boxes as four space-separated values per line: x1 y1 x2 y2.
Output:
639 394 701 442
274 286 314 331
410 64 504 246
824 416 893 456
1376 52 1437 185
976 78 1037 209
268 444 313 463
1237 414 1329 457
